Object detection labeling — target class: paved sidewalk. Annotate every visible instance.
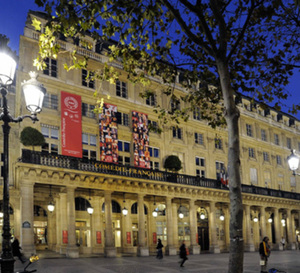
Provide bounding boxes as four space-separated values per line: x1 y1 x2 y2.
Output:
14 250 300 273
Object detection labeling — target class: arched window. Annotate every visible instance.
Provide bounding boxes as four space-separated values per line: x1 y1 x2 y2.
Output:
75 197 91 211
102 200 121 213
131 202 148 215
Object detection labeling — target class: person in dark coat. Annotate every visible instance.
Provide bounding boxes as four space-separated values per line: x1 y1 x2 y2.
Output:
259 236 271 273
179 240 188 267
12 237 26 263
156 238 164 259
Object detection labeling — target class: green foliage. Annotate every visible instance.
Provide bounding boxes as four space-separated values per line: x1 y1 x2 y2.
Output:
163 155 182 172
20 127 45 149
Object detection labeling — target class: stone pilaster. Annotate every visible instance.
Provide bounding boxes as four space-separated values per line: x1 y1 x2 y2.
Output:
165 197 176 255
20 181 35 257
274 208 281 250
189 199 200 254
137 194 149 256
208 201 220 253
104 191 116 257
92 196 104 254
286 209 295 249
244 205 255 252
260 207 266 240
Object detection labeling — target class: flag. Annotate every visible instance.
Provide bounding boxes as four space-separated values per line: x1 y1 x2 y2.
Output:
220 168 229 187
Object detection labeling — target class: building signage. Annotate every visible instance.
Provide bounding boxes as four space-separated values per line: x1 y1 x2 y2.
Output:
62 230 68 244
61 91 82 158
99 103 118 163
96 231 101 244
132 111 150 168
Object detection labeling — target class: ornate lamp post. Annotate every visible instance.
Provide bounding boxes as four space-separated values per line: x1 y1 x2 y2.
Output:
0 36 46 273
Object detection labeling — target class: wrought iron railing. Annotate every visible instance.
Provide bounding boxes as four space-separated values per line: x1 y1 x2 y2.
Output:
21 149 300 201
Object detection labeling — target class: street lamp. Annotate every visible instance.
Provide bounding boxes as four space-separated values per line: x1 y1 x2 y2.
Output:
0 37 46 273
178 199 184 219
87 189 94 215
287 149 300 175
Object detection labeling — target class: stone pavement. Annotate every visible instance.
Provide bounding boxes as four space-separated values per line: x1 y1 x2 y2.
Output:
13 250 300 273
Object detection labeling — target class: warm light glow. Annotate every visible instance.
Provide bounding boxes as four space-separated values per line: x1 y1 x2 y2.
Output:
253 217 258 222
22 71 46 114
47 202 55 212
122 207 128 216
220 215 225 221
287 150 300 171
0 52 17 86
200 213 205 220
152 210 158 218
87 206 94 215
281 219 286 224
268 217 273 223
179 212 184 219
0 212 3 218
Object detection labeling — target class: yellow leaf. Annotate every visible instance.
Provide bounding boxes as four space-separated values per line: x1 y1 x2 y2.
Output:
32 18 41 31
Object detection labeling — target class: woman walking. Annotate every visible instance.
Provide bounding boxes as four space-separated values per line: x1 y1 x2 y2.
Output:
179 240 188 267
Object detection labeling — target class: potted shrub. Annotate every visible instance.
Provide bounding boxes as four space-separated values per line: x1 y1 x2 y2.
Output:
20 127 45 151
164 155 182 172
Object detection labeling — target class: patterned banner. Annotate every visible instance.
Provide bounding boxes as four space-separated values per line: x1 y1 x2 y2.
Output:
61 91 82 158
99 103 118 163
132 111 150 168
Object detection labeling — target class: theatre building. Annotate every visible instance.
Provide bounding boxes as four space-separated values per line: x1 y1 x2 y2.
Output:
1 10 300 258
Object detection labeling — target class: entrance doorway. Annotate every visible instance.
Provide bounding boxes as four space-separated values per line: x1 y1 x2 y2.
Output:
197 208 209 251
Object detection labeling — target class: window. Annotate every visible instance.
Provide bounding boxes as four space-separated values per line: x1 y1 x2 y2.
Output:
278 174 284 190
195 133 204 145
287 137 292 149
246 124 253 137
118 141 130 152
215 138 223 149
171 98 180 111
82 69 95 89
43 58 57 77
148 120 159 133
178 221 190 241
146 93 156 106
193 107 201 121
276 155 282 165
250 168 258 185
148 147 159 158
264 171 271 187
261 129 267 141
274 134 280 145
118 156 130 166
41 125 59 139
215 161 224 180
82 103 96 118
83 149 96 160
116 80 128 98
150 161 160 170
116 112 129 126
248 147 255 158
42 143 58 154
43 93 58 110
82 133 97 146
263 152 269 162
195 157 205 167
156 221 167 241
172 127 183 139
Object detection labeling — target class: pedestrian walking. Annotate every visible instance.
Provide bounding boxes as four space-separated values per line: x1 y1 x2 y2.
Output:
179 240 188 267
12 236 26 263
156 238 164 259
259 236 271 273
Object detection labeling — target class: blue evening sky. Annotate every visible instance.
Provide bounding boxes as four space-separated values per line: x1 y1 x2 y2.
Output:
1 0 299 119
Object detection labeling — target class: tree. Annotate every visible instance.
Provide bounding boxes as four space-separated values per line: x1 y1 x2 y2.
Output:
164 155 182 172
20 127 45 150
33 1 299 272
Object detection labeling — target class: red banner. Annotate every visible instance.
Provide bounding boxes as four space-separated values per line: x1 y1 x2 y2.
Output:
61 91 82 158
126 232 131 244
96 231 101 244
99 103 118 163
196 233 198 244
132 111 150 168
153 232 157 244
62 230 68 244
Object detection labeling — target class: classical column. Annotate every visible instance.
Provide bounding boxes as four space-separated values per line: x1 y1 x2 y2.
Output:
66 186 79 258
148 202 157 254
244 205 255 252
55 195 62 253
104 191 116 257
92 196 103 254
286 209 295 250
12 194 21 241
260 207 267 240
122 198 134 254
20 181 35 257
224 206 230 251
172 202 179 249
274 208 281 250
165 197 177 255
137 193 149 256
189 199 200 254
47 209 54 250
208 201 220 253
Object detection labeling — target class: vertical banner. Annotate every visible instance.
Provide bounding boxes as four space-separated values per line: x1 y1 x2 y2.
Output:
126 232 131 244
96 231 101 244
61 91 82 158
196 233 198 244
62 230 68 244
132 111 150 168
99 103 118 163
153 232 157 244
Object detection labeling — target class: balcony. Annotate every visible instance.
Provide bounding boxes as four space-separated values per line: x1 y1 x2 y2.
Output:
20 149 300 201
